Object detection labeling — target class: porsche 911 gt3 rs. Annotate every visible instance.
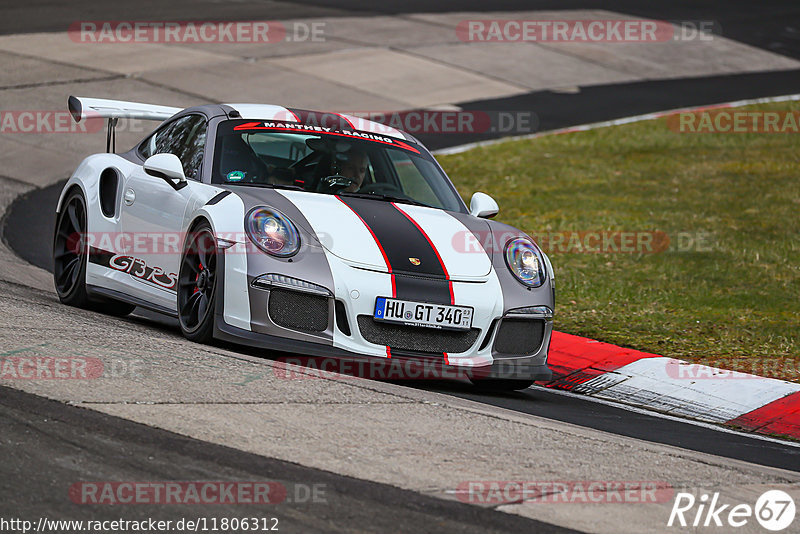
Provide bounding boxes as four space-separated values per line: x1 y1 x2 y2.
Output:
53 96 554 390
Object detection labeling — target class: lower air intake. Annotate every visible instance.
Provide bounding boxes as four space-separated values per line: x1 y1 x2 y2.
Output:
493 318 545 355
268 288 329 332
357 316 480 354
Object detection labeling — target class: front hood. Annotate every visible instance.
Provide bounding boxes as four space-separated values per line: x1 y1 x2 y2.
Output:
276 190 493 279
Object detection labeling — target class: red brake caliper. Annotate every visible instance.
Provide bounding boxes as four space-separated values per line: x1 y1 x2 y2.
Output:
193 262 203 294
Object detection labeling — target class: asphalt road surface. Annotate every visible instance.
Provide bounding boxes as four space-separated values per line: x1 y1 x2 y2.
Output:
0 386 576 533
4 0 800 478
5 179 800 474
1 0 798 61
2 2 800 532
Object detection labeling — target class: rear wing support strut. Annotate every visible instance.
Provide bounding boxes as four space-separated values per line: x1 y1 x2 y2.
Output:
106 118 118 153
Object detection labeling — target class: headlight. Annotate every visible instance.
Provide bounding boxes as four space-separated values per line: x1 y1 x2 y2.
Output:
245 207 300 257
504 237 546 287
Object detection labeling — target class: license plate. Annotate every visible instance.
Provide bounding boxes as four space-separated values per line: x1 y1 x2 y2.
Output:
373 297 473 331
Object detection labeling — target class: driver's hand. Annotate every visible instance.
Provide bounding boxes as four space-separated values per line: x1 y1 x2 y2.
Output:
318 175 355 193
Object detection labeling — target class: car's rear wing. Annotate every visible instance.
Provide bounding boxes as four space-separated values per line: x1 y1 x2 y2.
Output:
68 96 182 152
68 96 181 123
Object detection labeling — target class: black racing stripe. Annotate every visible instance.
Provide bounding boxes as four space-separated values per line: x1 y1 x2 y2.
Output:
338 196 451 304
391 274 450 304
288 108 353 132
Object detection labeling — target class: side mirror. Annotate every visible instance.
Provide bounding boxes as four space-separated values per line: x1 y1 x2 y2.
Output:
143 153 187 190
469 192 499 219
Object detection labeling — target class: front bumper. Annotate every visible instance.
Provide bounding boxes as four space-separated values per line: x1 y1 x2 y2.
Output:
216 247 553 381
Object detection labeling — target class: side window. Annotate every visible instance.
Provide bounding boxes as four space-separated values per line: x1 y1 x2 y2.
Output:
138 115 207 180
138 123 173 159
180 119 207 180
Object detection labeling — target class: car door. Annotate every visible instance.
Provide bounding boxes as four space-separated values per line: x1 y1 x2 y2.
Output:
119 114 208 310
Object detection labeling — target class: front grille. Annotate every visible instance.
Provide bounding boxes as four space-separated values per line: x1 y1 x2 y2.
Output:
268 288 329 332
493 318 545 355
357 315 480 354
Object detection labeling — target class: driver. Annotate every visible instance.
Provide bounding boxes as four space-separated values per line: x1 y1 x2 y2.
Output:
336 149 368 192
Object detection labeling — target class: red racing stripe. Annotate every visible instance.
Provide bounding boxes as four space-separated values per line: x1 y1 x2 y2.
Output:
335 195 396 298
337 195 450 304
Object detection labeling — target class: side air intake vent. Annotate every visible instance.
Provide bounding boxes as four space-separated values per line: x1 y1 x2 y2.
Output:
99 168 119 218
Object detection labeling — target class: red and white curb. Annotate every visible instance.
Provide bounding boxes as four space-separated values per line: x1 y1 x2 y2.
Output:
435 94 800 440
541 332 800 440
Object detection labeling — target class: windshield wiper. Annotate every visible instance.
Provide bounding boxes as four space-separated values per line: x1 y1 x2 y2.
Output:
226 183 305 191
338 192 430 208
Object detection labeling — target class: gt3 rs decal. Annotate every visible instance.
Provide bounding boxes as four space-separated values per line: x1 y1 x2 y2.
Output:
89 248 177 291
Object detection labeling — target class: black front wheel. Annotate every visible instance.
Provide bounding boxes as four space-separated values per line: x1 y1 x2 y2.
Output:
178 223 218 343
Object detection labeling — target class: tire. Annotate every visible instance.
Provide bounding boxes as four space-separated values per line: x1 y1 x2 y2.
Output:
53 189 135 317
53 189 91 308
471 378 535 392
177 222 218 343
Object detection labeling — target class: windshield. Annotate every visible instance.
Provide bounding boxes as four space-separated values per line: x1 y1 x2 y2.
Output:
212 120 466 212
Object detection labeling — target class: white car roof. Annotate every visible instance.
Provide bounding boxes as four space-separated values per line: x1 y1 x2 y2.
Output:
224 103 407 140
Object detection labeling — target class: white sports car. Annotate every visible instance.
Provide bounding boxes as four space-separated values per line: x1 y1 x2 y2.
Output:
54 96 554 390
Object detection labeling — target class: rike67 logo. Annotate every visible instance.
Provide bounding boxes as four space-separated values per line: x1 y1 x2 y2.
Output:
668 490 795 531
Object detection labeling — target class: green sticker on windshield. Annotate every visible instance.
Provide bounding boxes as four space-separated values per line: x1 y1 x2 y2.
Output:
227 170 245 182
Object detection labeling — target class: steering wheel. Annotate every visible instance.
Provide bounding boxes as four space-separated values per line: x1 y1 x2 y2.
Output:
358 182 405 196
317 175 356 193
